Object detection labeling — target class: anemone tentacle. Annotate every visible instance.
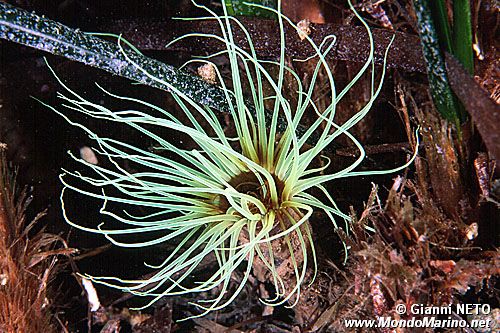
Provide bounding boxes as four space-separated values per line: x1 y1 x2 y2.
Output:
42 0 418 318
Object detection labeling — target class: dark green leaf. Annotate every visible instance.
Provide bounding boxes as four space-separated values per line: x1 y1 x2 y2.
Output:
412 0 462 126
225 0 277 19
452 0 474 74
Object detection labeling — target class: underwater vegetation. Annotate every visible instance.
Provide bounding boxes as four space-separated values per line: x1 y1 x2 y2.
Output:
37 0 417 318
0 148 77 332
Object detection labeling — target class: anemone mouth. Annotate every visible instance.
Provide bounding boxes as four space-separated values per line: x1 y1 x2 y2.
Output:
211 170 286 214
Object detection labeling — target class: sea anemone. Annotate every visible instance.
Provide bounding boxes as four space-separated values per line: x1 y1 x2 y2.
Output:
39 0 417 318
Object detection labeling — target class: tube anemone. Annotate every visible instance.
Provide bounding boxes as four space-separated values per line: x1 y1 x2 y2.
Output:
40 0 417 318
